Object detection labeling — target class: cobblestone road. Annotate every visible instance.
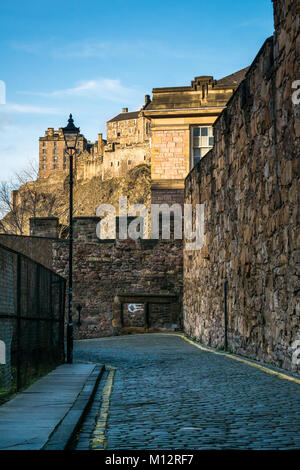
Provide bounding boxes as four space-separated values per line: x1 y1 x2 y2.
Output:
74 334 300 450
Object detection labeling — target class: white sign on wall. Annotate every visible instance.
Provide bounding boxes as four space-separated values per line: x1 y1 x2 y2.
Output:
127 304 144 314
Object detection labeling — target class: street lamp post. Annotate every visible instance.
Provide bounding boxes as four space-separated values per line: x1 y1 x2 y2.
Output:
62 114 80 364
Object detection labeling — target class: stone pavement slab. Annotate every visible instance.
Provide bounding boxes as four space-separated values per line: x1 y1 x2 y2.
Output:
0 363 99 450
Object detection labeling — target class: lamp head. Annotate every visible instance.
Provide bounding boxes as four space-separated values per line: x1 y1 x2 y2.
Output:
62 114 80 150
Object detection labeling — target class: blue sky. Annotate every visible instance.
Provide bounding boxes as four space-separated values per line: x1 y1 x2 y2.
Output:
0 0 274 181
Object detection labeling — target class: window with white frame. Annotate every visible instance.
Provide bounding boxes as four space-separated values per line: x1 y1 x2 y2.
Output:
191 126 214 168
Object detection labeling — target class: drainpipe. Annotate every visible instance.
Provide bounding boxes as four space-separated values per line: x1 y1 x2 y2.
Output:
224 279 228 350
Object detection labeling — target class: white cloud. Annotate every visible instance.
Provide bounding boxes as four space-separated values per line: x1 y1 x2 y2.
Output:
11 39 192 61
0 113 14 131
2 103 62 115
20 79 141 104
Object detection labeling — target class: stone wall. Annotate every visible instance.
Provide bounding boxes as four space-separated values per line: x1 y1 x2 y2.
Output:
151 188 185 206
107 111 149 146
103 111 150 180
1 215 183 339
52 217 183 339
103 142 150 180
0 234 55 270
184 0 300 371
151 129 189 181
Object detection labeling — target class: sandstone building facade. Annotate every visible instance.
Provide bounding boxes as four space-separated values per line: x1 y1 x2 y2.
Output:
102 101 151 180
39 126 91 179
143 69 249 205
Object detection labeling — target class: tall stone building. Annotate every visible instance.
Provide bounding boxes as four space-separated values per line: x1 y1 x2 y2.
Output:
76 133 106 181
142 69 249 204
39 127 90 179
102 99 151 179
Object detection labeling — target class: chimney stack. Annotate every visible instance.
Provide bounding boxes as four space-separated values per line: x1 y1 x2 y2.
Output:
122 107 128 113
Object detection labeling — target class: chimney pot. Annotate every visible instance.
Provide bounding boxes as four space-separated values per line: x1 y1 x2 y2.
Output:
122 107 128 113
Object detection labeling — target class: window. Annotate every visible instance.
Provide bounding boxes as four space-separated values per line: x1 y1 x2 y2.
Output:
111 162 113 167
117 161 120 166
42 149 46 154
53 156 57 162
42 142 46 147
42 156 46 162
128 160 131 165
191 126 214 167
42 165 46 170
146 122 151 135
53 164 57 169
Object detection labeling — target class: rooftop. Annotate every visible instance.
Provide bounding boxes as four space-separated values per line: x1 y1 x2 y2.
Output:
214 67 250 89
144 67 250 112
108 110 140 123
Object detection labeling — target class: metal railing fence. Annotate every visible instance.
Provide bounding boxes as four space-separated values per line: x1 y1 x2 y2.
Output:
0 243 65 404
